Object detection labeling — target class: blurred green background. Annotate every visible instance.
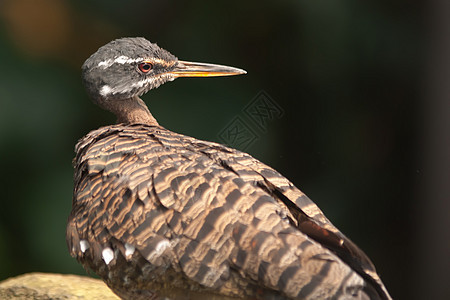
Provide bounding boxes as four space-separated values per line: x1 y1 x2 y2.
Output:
1 1 449 299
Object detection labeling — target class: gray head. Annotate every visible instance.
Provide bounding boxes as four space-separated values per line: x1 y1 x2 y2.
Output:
82 37 246 124
82 38 178 105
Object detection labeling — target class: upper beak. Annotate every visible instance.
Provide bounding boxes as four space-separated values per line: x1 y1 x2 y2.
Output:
168 60 247 78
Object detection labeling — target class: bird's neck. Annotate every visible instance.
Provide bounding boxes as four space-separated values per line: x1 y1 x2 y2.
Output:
103 96 159 126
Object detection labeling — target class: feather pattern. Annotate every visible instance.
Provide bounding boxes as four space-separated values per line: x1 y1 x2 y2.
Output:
67 123 391 300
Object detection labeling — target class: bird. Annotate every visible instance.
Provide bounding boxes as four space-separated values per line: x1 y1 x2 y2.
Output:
66 37 392 300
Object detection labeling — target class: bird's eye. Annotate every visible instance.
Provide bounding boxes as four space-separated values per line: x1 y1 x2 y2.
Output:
138 62 153 73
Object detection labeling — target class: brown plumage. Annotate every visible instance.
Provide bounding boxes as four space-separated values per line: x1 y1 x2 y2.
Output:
66 38 392 300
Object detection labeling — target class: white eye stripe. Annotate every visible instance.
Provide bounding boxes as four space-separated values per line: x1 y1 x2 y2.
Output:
99 74 175 97
130 77 155 89
151 58 174 67
97 56 144 69
98 78 154 96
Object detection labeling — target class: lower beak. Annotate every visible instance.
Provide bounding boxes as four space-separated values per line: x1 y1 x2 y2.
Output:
168 60 247 78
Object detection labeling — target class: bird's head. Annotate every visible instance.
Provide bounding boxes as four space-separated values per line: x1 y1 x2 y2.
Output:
82 37 246 108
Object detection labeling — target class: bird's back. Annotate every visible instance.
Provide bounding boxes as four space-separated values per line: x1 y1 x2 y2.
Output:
67 124 390 300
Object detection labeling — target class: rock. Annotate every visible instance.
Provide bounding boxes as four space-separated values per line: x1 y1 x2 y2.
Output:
0 272 120 300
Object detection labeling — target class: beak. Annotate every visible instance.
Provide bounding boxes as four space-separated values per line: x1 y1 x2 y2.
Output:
168 60 247 78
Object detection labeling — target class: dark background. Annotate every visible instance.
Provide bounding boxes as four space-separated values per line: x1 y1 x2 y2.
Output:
0 1 449 299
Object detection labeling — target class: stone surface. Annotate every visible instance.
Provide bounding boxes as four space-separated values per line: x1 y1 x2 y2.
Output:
0 272 120 300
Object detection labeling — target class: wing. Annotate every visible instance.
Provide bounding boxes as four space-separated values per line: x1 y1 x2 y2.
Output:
193 140 391 300
67 124 390 300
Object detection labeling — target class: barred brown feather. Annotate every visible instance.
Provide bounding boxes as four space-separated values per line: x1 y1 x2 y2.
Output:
67 124 391 300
